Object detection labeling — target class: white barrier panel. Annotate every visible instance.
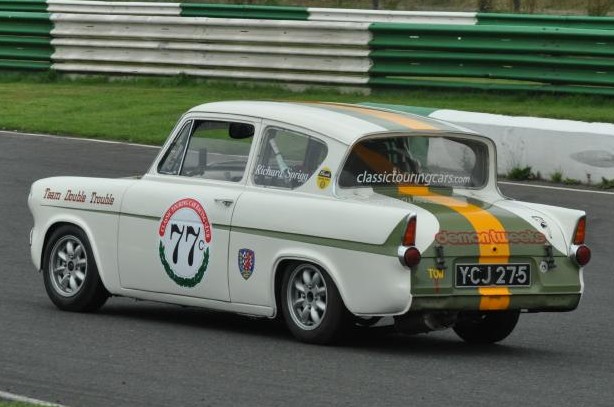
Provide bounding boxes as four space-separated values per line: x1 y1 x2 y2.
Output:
308 8 477 24
431 110 614 181
51 38 371 57
50 14 372 45
50 14 372 84
52 62 371 84
52 45 372 73
48 0 181 16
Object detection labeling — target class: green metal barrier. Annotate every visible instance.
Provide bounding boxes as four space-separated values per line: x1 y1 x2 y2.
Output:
369 23 614 56
180 4 309 20
369 77 614 96
0 10 51 71
1 3 614 94
369 22 614 94
0 43 52 61
477 13 614 30
0 11 53 35
0 59 50 69
371 50 614 86
0 0 46 13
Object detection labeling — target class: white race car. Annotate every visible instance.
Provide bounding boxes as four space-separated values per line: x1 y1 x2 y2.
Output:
28 101 591 344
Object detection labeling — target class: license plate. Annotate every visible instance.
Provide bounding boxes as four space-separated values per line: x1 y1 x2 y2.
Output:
455 263 531 288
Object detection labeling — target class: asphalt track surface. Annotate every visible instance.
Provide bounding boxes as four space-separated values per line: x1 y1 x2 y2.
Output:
1 131 612 407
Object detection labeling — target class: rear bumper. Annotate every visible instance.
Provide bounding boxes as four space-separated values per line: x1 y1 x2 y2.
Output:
409 254 583 313
410 293 581 312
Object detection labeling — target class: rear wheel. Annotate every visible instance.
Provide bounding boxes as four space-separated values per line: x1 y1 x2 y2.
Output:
281 262 349 344
43 225 109 312
453 311 520 344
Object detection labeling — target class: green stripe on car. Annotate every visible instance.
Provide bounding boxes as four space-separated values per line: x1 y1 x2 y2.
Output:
359 102 438 118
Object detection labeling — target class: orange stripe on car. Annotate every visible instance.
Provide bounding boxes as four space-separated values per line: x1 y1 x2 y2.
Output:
398 186 511 310
316 102 439 131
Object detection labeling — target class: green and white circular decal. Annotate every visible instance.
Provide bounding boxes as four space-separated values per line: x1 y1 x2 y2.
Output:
158 198 212 288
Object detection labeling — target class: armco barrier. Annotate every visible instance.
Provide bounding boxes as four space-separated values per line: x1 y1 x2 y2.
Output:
49 14 372 84
1 1 478 23
0 11 52 35
363 103 614 181
308 9 475 24
476 13 614 30
366 23 614 94
0 11 52 70
181 3 308 20
49 1 181 15
368 23 614 56
2 1 614 94
0 0 46 12
2 1 612 29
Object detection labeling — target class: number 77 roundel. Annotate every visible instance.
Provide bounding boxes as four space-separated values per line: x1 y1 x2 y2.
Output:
158 198 212 288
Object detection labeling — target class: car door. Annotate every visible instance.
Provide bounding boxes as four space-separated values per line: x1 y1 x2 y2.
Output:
228 122 331 307
117 114 260 301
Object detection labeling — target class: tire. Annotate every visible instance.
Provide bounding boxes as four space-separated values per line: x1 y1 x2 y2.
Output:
42 225 109 312
453 311 520 344
281 262 349 344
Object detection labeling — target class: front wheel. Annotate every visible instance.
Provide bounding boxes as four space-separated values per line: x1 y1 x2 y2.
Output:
281 263 349 344
453 311 520 344
42 225 109 312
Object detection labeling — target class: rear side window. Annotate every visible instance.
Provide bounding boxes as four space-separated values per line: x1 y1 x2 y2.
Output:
253 127 327 189
158 120 255 182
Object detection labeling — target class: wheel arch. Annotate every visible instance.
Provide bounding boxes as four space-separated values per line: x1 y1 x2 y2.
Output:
270 253 350 319
39 216 111 292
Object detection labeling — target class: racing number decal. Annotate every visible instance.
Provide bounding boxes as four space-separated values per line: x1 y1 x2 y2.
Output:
158 198 212 287
170 224 201 266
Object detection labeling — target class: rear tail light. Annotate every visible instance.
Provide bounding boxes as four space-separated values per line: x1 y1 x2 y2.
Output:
403 247 422 268
399 216 421 268
403 216 417 246
570 217 590 266
574 245 591 266
573 216 586 245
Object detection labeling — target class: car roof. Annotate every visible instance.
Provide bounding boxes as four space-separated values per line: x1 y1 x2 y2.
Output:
188 101 473 145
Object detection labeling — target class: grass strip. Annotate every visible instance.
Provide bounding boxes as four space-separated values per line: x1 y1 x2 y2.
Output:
0 73 613 145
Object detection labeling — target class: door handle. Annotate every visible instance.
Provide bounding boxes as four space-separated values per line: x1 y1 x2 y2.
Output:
214 198 234 207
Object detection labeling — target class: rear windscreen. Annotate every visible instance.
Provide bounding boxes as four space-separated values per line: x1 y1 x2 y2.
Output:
338 135 489 189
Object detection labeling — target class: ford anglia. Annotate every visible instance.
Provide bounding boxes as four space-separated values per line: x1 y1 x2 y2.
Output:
28 101 591 344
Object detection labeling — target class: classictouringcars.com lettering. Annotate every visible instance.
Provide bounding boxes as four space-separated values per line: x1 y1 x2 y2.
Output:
355 170 471 186
43 188 114 206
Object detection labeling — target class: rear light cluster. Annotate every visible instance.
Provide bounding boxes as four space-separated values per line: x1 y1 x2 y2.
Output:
573 217 586 245
399 216 421 268
403 216 417 246
574 245 591 266
571 216 591 266
403 247 422 268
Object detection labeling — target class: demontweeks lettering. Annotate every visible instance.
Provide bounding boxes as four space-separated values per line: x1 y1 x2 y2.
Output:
435 229 546 245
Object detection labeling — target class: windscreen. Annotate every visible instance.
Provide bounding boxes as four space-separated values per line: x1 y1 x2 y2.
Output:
338 135 489 189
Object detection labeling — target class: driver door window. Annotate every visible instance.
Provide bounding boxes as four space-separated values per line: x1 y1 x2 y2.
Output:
158 120 255 182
